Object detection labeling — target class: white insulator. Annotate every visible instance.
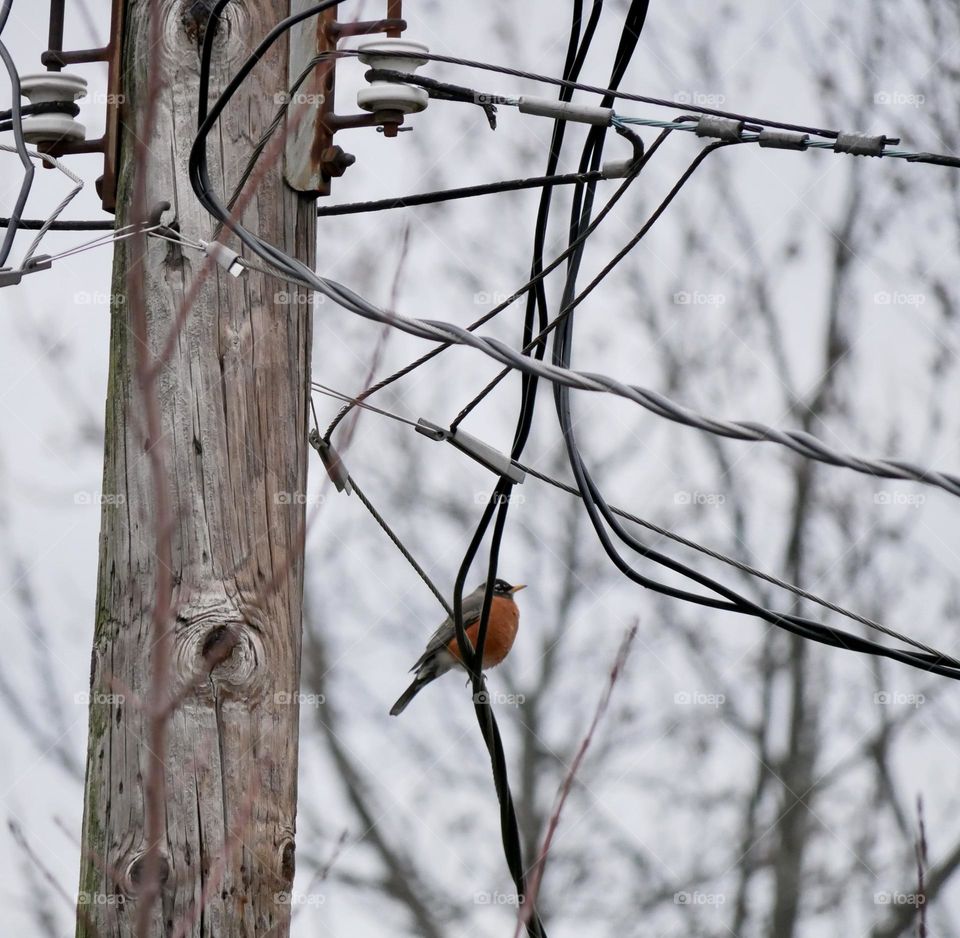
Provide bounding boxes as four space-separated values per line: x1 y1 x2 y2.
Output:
356 39 429 115
18 72 87 145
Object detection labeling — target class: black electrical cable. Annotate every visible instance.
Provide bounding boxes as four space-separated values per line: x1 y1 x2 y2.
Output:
461 4 610 928
539 7 960 684
449 479 538 929
315 170 608 217
0 99 79 127
443 6 609 934
0 216 113 230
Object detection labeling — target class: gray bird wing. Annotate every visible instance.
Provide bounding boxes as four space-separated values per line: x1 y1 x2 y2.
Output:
410 585 486 673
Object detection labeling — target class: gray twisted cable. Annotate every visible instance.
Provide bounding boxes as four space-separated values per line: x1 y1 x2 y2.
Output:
276 258 960 499
0 145 85 264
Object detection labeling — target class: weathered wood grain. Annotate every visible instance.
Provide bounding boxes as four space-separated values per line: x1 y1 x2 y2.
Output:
76 2 315 935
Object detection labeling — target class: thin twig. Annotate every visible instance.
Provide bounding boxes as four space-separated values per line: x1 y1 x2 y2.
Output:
917 795 928 938
128 0 172 932
515 622 639 936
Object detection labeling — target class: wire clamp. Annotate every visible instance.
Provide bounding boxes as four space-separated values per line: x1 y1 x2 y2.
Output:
200 239 246 278
757 129 810 150
834 132 887 157
308 430 353 494
415 419 525 483
695 115 744 141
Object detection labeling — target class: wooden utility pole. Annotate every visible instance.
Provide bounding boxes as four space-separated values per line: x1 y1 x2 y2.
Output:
76 1 315 934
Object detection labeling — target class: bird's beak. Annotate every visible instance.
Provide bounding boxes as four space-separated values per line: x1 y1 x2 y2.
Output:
511 584 527 593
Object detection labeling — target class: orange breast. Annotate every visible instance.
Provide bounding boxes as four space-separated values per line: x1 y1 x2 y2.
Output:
446 596 519 668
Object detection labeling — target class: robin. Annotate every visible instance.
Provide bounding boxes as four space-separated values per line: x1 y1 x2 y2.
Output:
389 579 526 716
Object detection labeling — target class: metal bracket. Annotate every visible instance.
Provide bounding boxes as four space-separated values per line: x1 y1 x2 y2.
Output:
415 419 526 484
0 254 52 287
39 0 126 213
285 0 406 196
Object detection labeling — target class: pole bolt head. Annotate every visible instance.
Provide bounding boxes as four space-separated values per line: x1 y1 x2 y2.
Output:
319 145 356 177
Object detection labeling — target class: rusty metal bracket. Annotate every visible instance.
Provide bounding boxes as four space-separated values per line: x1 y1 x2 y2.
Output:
38 0 125 213
285 0 406 196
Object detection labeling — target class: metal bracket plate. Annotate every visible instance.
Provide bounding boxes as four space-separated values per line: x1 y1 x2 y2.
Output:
285 1 405 196
39 0 125 213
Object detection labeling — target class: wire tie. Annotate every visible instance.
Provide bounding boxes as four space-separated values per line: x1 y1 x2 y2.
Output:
694 115 744 141
834 132 887 157
308 429 352 494
416 419 526 483
758 129 810 150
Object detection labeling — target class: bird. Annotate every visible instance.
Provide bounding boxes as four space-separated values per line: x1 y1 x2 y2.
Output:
389 579 526 716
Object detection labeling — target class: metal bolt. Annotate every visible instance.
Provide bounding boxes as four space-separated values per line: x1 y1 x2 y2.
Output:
319 145 356 178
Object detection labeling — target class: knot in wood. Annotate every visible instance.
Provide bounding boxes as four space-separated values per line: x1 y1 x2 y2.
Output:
175 600 266 698
126 850 171 896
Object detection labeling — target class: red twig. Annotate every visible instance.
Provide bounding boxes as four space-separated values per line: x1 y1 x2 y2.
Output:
125 3 172 936
916 795 928 938
515 621 638 936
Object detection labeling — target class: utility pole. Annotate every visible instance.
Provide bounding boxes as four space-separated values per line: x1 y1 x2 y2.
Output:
76 0 315 934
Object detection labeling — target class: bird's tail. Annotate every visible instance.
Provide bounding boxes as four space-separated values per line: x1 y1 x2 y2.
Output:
389 672 436 716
